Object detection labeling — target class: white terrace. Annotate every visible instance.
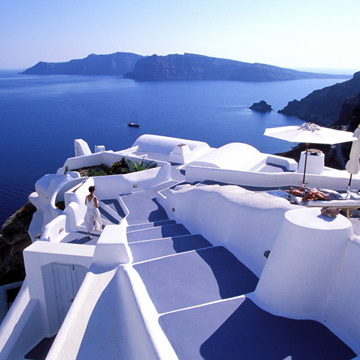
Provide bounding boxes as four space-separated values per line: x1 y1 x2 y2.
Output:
0 134 359 359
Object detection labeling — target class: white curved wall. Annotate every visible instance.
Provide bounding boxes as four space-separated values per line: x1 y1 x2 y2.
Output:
164 184 293 276
185 166 303 188
253 208 360 352
185 165 360 191
48 265 159 360
255 208 352 318
323 239 360 352
41 178 94 242
38 162 171 243
29 174 83 240
132 134 211 156
94 166 170 199
163 185 360 353
188 143 265 170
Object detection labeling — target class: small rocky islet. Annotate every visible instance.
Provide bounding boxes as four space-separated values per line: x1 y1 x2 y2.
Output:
249 100 273 112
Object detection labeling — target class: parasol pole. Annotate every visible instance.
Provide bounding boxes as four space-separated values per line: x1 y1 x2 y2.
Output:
302 143 309 187
347 174 353 198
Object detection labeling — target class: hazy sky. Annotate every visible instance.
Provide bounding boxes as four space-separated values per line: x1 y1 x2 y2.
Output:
1 0 359 72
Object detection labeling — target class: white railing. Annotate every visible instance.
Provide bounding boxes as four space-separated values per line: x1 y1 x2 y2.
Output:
41 178 94 242
60 151 165 173
185 164 354 190
41 215 68 242
185 165 303 188
94 166 169 199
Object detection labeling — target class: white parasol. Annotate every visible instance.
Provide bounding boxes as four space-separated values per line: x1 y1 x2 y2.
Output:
264 122 357 186
345 126 360 188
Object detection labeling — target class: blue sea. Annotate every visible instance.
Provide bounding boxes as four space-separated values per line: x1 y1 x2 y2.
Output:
0 70 349 227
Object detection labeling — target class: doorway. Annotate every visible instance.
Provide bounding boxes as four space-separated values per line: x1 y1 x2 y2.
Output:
51 263 87 324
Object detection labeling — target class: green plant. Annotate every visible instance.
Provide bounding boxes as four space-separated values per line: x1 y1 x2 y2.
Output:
99 163 111 173
74 163 110 177
87 163 111 177
110 158 130 174
126 159 157 172
88 168 109 177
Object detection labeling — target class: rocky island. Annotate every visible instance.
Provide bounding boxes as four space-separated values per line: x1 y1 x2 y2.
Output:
249 100 272 112
124 53 347 82
23 51 348 82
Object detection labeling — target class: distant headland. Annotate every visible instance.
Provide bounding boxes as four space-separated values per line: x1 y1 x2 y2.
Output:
22 52 349 82
21 52 143 76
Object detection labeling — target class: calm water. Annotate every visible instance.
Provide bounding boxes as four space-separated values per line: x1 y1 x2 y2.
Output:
0 71 349 227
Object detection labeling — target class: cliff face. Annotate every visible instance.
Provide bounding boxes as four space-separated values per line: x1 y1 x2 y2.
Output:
124 53 347 82
277 92 360 170
335 94 360 130
336 94 360 163
279 72 360 126
22 52 143 76
0 203 35 285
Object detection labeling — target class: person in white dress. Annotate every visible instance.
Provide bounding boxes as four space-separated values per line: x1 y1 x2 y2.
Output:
85 186 102 238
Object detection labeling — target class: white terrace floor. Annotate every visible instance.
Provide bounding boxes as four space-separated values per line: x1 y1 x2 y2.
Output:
29 175 357 360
